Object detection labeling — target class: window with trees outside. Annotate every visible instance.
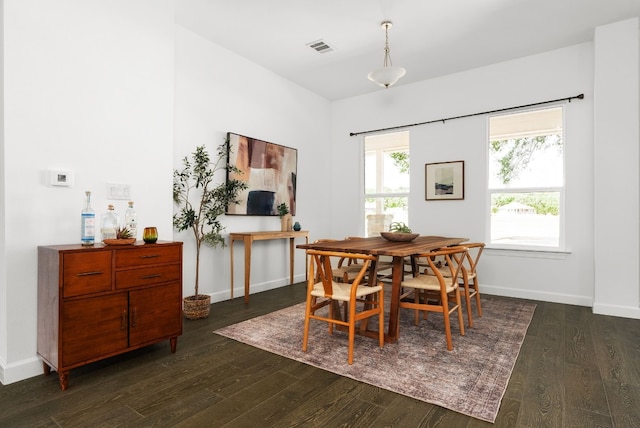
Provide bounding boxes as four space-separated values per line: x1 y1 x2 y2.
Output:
488 106 564 250
364 131 409 237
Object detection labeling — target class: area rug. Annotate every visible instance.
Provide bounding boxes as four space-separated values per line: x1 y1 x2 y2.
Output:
214 296 536 423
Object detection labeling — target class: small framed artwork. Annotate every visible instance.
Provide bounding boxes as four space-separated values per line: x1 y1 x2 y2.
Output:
425 161 465 200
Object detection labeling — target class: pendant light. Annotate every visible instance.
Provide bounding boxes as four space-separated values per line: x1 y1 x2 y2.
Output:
368 21 406 88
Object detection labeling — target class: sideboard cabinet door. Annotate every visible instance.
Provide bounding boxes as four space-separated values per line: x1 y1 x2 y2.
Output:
61 293 129 367
129 282 182 348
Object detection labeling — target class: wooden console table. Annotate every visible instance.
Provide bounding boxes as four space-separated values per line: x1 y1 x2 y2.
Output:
229 230 309 303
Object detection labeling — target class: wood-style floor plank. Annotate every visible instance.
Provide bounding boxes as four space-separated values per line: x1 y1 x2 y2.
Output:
0 282 638 428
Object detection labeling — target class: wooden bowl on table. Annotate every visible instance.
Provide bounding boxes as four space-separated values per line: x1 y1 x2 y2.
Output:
380 232 419 242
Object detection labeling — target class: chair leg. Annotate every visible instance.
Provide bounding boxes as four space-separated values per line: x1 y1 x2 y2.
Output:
348 301 356 365
442 302 453 351
474 279 483 317
378 289 385 348
454 288 465 337
414 290 421 325
302 296 313 352
328 300 334 335
462 280 473 328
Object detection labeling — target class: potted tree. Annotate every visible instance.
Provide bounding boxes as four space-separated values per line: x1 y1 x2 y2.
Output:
173 139 247 319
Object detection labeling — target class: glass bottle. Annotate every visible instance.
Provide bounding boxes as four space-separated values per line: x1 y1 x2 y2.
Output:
100 204 119 241
124 201 137 240
81 191 95 246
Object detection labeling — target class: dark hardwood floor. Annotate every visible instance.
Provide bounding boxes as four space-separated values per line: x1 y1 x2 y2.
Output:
1 282 639 427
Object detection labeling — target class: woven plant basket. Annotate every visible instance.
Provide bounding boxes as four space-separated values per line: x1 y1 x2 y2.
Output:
183 294 211 320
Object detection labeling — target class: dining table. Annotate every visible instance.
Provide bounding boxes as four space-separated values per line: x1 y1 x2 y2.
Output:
297 235 468 343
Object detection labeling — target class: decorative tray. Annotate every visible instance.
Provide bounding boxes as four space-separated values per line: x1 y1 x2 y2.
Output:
103 238 136 246
380 232 419 242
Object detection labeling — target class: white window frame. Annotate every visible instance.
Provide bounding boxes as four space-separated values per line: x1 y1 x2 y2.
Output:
486 106 566 252
364 132 410 236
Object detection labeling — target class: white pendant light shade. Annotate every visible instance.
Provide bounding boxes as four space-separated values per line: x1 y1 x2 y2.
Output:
368 21 405 88
368 65 406 88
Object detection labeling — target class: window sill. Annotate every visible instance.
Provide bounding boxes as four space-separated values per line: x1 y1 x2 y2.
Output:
484 247 571 260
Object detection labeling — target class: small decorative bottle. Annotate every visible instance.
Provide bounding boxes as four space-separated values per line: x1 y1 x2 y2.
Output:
124 201 137 240
81 191 95 246
100 204 119 241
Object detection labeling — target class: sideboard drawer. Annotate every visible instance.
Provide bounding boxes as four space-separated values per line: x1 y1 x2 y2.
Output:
63 251 112 298
115 264 181 289
115 245 181 268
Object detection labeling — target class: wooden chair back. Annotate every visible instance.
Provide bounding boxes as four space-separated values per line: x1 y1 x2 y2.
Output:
307 249 376 297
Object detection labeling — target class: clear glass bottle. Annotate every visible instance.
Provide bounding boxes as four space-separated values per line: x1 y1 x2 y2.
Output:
124 201 137 240
81 191 95 246
100 204 119 241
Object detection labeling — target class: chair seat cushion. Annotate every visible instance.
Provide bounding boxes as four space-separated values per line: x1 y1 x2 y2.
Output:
401 274 457 293
311 281 383 302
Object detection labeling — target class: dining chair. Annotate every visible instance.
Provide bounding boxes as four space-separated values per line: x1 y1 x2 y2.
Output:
311 239 354 283
459 242 485 324
302 249 385 364
399 246 467 351
419 242 485 327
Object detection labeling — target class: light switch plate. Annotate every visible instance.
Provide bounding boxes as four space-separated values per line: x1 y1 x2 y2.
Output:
106 183 131 200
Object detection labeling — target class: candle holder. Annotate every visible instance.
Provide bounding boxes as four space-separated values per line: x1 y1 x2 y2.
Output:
143 227 158 244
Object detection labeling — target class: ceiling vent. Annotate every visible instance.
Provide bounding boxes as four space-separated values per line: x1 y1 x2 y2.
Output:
307 39 334 54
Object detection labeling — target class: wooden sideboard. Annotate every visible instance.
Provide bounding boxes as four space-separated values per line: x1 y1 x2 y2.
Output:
37 241 183 390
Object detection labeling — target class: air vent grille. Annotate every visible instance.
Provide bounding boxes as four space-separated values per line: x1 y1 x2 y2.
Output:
306 39 334 54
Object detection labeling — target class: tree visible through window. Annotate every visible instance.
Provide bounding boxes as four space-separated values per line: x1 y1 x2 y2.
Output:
488 107 564 249
364 131 410 237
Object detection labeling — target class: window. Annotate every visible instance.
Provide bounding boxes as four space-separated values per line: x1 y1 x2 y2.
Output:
364 131 409 237
488 107 564 250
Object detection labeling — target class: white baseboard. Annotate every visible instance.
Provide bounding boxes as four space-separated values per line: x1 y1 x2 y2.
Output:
0 355 44 385
212 274 307 303
593 303 640 319
481 284 593 307
483 284 640 319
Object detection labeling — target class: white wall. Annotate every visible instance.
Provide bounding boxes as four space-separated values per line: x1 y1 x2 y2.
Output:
593 18 640 318
332 35 631 310
0 0 175 384
173 26 332 302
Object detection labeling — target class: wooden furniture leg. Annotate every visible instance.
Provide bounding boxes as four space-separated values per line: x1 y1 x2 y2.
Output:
58 371 69 391
243 235 252 304
170 337 177 353
230 237 235 299
386 255 404 343
289 237 295 284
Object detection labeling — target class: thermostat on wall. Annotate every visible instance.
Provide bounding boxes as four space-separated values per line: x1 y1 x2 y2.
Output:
48 170 73 187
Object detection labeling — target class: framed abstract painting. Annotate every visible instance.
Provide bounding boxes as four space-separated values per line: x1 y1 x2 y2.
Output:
226 132 297 215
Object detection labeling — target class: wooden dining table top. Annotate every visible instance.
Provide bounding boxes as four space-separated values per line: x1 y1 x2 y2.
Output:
297 235 468 257
297 235 469 343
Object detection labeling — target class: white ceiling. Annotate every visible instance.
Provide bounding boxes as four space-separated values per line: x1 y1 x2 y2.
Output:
175 0 640 101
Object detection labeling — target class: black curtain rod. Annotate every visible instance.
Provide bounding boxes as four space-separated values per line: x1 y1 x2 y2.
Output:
349 93 585 137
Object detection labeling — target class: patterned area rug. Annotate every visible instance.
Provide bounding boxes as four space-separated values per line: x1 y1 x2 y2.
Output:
214 296 536 423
